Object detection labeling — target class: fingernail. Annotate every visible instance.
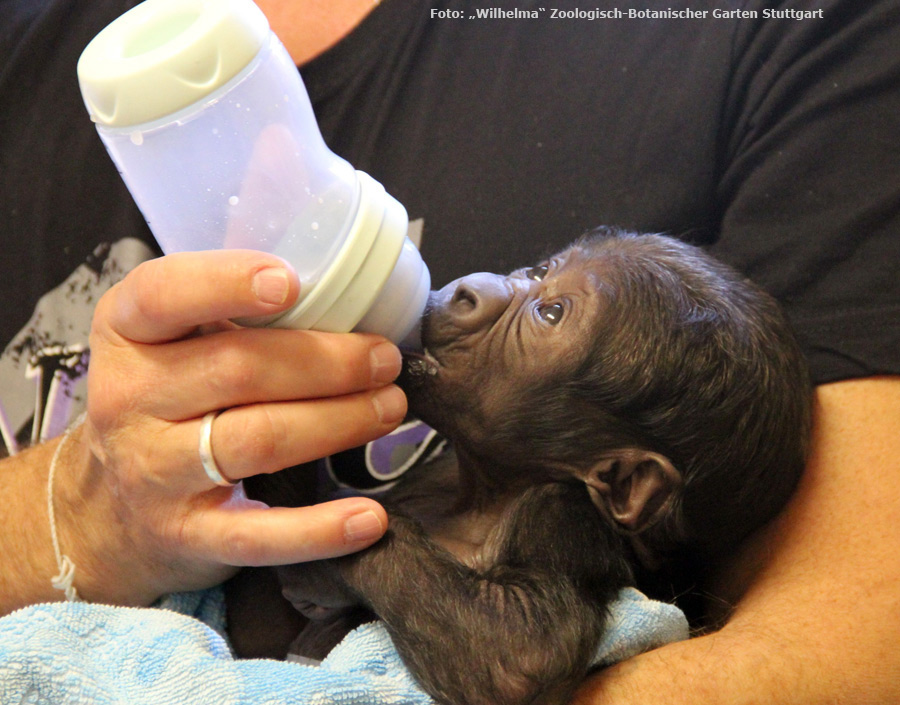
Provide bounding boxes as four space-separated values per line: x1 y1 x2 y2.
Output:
252 267 290 305
344 510 385 543
370 341 402 384
372 385 407 425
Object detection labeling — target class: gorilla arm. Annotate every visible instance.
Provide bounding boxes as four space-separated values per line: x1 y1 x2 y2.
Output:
573 377 900 704
283 483 629 705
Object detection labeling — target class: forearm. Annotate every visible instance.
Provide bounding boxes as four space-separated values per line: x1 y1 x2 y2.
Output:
574 377 900 704
346 502 606 658
0 425 157 615
341 495 610 705
1 436 67 613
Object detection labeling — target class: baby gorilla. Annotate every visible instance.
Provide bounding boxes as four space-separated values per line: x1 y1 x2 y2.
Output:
270 229 812 705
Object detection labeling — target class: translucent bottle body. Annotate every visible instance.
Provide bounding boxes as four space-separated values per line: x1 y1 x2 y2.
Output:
79 0 429 344
95 34 359 296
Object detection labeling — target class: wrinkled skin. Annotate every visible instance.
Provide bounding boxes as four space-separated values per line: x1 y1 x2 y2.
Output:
404 251 603 460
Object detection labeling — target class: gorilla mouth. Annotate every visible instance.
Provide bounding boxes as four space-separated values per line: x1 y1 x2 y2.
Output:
400 347 440 379
397 341 443 401
399 296 443 380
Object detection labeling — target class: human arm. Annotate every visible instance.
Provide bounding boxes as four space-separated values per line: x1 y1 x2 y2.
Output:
0 249 406 615
572 376 900 704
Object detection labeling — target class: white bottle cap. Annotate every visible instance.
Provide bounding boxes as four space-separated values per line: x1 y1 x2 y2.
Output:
77 0 269 128
268 171 430 345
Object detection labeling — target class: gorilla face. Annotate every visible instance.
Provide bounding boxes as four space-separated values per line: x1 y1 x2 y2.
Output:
399 239 606 462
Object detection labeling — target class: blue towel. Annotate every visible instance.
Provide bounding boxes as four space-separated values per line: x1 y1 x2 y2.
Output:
0 586 687 704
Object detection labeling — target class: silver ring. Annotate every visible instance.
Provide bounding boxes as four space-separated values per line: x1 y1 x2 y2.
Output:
199 411 236 487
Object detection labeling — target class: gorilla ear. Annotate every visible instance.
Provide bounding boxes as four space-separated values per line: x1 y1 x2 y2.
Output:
583 450 681 533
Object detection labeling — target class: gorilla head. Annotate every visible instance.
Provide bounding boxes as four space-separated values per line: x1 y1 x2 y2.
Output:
401 228 812 565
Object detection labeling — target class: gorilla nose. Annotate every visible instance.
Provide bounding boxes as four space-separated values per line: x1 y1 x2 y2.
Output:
444 272 512 332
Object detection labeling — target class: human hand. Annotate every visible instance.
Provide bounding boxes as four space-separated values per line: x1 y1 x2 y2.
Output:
66 249 404 605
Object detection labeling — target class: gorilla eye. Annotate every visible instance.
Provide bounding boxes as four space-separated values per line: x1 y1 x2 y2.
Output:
538 302 564 325
526 264 549 281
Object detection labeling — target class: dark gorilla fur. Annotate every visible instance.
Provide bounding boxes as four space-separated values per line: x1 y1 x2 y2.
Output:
499 230 812 562
239 228 813 705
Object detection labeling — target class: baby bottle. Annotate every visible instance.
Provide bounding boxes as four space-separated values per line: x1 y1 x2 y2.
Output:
76 0 429 345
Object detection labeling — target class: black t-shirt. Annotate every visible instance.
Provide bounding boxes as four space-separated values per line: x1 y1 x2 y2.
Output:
1 0 899 456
